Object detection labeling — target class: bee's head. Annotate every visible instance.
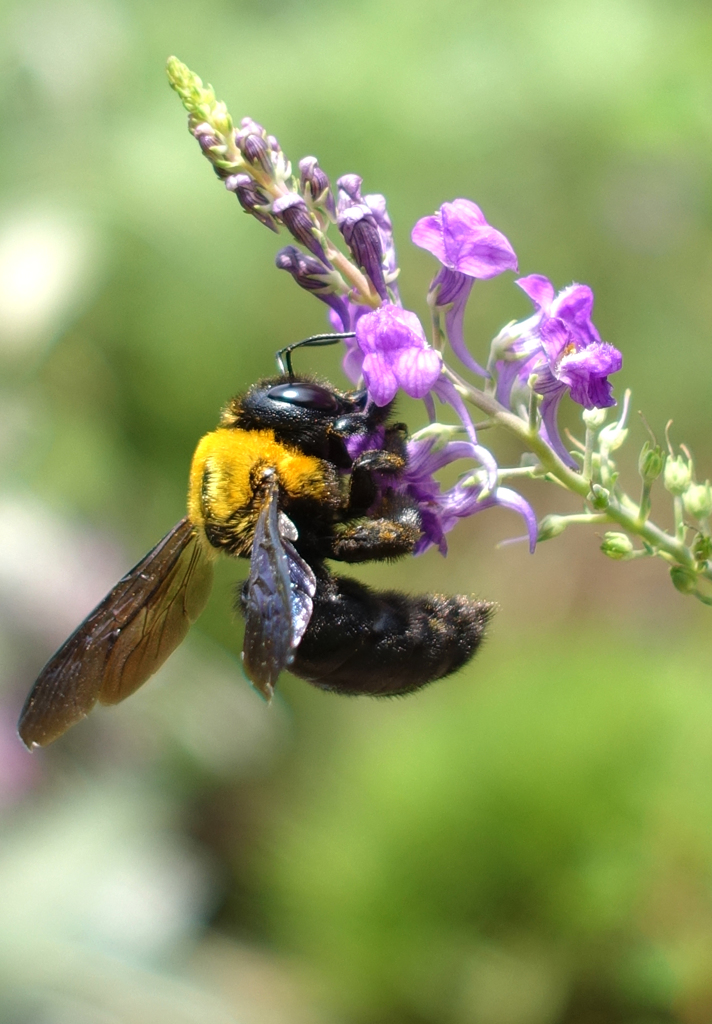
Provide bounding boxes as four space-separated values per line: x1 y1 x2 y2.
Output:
221 375 389 466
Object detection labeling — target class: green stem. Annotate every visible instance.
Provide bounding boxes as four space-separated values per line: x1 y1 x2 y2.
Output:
582 424 595 483
443 367 696 569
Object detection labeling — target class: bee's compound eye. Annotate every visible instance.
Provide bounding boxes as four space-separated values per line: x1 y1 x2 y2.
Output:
267 383 341 413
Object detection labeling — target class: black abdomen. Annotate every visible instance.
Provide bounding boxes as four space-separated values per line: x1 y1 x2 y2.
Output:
288 571 492 696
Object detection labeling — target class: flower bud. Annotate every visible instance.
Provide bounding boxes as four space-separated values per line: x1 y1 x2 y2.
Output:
582 407 607 429
235 119 273 178
694 534 712 563
227 173 278 232
683 481 712 521
588 484 610 511
272 193 329 262
601 532 634 559
537 515 569 541
638 442 664 484
598 420 628 452
338 205 388 300
663 454 692 496
192 121 222 154
337 174 363 206
275 246 348 324
670 564 698 595
299 156 335 216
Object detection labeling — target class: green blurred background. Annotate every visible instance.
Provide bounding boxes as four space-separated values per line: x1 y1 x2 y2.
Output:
1 0 712 1021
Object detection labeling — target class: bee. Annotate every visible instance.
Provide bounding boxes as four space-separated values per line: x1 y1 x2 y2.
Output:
18 334 491 748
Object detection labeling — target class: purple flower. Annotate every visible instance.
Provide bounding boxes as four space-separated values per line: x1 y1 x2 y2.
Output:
363 192 400 304
352 304 498 489
272 193 329 264
276 246 349 326
235 119 273 178
412 199 518 376
299 156 336 217
495 275 622 468
355 304 441 406
401 436 537 556
337 175 389 301
226 173 278 232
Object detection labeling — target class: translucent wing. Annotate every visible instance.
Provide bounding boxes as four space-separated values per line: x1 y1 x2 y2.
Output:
18 518 214 748
241 474 316 700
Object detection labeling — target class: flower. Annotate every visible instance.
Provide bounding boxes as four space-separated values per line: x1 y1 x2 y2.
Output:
412 199 518 375
337 176 389 301
276 246 350 326
355 304 442 406
272 193 329 263
496 275 622 467
400 436 537 555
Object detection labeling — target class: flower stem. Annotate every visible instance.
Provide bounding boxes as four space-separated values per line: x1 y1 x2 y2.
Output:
442 366 696 568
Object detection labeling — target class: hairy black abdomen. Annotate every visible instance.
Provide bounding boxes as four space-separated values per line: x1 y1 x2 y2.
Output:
290 572 492 696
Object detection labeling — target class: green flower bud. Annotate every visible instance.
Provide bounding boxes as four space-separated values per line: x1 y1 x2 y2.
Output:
598 421 628 452
670 564 698 595
601 532 634 559
166 57 216 118
588 484 610 511
638 442 664 484
582 407 607 429
693 534 712 563
683 481 712 521
663 454 692 496
537 515 569 541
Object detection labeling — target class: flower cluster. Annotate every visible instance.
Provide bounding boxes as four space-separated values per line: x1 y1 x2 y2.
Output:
169 58 712 604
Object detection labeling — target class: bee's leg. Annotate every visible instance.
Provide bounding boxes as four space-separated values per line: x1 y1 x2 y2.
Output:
345 423 408 514
290 570 493 695
330 493 421 562
345 449 405 516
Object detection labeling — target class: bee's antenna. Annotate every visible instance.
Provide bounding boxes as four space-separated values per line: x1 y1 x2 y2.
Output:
276 332 356 377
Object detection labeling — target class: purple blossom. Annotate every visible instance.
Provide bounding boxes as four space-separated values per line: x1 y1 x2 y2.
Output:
355 304 441 406
401 436 537 555
352 304 498 490
234 119 273 178
495 275 622 468
299 156 336 217
226 173 278 231
412 199 518 376
272 193 329 263
337 175 388 301
276 246 349 326
363 192 400 304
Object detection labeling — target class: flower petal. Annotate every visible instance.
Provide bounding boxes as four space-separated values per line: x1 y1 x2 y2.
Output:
515 274 555 311
540 393 578 468
411 213 446 263
538 316 571 365
551 284 600 345
361 352 398 406
413 199 517 280
559 342 622 408
394 347 442 399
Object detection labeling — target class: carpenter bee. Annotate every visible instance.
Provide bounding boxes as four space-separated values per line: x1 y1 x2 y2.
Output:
18 334 491 748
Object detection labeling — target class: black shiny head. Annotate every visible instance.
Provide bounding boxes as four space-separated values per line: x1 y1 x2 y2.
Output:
222 374 386 467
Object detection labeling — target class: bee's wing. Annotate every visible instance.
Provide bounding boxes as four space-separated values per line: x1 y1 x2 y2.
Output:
18 517 214 749
242 475 316 700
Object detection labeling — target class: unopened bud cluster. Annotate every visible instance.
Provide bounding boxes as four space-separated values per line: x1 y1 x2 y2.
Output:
166 57 400 326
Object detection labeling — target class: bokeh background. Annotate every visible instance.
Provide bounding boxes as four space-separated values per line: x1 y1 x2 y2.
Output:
1 0 712 1021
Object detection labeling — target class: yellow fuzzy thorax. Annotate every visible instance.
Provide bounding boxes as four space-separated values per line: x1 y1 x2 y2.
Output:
187 427 333 554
